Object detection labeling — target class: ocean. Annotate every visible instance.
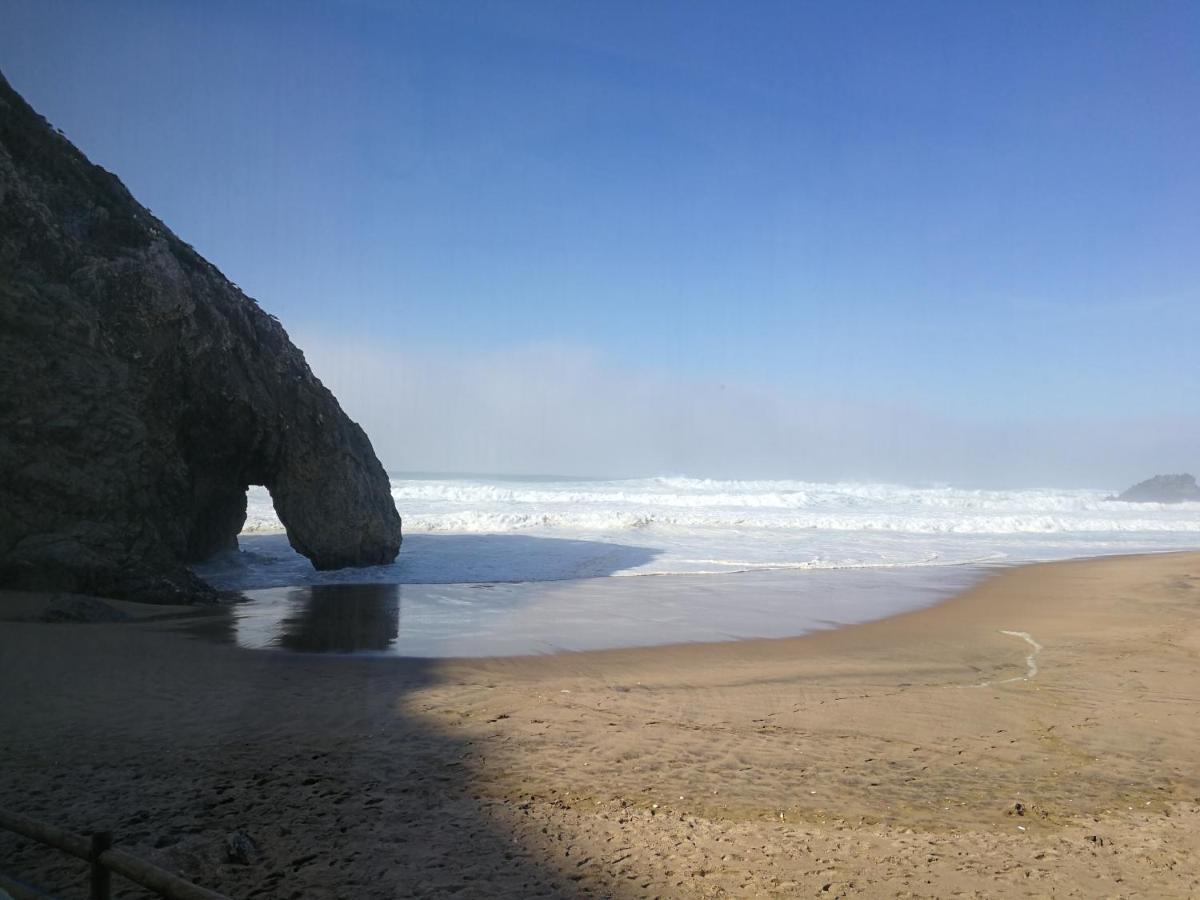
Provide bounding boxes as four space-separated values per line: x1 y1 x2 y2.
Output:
191 474 1200 655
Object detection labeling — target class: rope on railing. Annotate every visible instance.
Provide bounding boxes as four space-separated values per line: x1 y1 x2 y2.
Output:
0 807 231 900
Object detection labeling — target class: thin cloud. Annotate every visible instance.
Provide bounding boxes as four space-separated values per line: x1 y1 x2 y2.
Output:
297 334 1199 488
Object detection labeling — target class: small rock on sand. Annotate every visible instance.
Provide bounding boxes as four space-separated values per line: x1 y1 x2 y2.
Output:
225 831 259 865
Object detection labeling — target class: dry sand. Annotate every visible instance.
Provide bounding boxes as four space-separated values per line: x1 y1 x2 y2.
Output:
2 551 1199 898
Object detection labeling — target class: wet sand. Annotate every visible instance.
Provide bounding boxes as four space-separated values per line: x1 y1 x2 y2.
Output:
2 551 1199 897
209 564 986 657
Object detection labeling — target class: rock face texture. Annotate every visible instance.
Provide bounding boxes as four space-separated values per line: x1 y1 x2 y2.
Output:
1115 474 1200 504
0 72 402 602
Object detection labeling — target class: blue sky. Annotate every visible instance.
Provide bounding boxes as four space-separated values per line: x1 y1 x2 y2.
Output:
3 1 1198 482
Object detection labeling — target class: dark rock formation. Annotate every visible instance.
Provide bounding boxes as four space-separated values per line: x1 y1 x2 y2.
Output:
224 830 260 866
0 71 402 602
1114 474 1200 504
0 591 132 623
37 595 133 624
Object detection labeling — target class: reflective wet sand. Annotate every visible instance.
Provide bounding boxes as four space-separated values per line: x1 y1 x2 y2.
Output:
191 565 987 657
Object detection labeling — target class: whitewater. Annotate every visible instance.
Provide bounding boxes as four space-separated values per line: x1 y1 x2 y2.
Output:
203 474 1200 585
191 474 1200 655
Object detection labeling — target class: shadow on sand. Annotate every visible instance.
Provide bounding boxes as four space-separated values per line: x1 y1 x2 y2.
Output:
0 540 656 897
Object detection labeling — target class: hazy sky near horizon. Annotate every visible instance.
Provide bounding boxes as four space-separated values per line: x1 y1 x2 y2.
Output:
3 0 1198 485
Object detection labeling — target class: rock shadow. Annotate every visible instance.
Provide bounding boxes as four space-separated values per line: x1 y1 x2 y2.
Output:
0 617 625 898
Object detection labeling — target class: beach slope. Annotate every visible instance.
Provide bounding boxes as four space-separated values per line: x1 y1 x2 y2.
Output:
2 552 1198 897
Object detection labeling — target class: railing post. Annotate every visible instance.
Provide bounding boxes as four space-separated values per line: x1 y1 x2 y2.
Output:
89 831 112 900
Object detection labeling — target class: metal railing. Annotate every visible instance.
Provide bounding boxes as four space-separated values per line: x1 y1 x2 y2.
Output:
0 808 231 900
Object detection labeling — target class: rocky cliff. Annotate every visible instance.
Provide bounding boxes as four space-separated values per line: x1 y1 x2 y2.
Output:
1114 474 1200 504
0 72 402 602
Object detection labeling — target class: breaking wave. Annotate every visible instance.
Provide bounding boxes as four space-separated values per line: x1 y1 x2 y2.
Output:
241 475 1200 537
191 473 1200 590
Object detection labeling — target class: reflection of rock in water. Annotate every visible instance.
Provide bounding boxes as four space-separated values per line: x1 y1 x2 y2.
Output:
277 584 400 653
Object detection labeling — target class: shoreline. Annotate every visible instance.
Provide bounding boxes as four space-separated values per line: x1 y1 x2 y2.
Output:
443 546 1194 666
178 546 1188 661
191 561 991 658
3 550 1199 896
4 546 1192 656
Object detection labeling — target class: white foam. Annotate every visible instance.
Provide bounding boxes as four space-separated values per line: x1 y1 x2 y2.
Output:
998 630 1043 681
201 475 1199 591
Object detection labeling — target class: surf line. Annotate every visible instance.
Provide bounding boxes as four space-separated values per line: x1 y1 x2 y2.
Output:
965 630 1043 688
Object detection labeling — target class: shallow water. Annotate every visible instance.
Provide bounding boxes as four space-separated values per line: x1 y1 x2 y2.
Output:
187 564 989 657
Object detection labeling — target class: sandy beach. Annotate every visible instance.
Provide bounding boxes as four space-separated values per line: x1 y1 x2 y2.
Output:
2 551 1199 898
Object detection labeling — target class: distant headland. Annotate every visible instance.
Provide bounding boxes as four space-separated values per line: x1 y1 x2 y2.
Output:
1112 473 1200 504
